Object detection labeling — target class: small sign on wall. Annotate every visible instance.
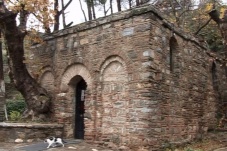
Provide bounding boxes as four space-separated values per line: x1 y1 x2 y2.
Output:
81 90 85 101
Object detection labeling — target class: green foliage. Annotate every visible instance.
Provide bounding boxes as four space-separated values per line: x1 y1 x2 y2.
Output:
163 141 176 151
9 111 21 121
158 0 226 52
184 3 225 52
197 22 224 52
14 93 24 100
6 100 26 116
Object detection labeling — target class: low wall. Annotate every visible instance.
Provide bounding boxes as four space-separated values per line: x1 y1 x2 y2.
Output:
0 122 64 143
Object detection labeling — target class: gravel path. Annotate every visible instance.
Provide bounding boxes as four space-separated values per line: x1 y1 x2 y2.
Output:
0 141 114 151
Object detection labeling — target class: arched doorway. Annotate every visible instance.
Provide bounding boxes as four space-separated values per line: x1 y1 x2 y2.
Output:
60 64 92 138
74 77 87 139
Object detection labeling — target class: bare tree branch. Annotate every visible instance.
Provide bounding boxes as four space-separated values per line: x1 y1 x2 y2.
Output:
194 18 212 35
79 0 87 21
61 0 66 28
59 0 73 15
31 12 50 33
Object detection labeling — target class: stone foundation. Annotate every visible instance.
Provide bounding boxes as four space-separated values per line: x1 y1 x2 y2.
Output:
0 122 64 143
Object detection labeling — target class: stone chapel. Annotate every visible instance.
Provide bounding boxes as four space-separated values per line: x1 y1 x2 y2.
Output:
28 4 226 150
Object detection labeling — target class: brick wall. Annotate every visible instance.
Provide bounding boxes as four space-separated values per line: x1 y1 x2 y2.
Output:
28 4 222 150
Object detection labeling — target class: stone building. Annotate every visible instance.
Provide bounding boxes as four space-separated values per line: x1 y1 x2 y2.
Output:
28 4 224 150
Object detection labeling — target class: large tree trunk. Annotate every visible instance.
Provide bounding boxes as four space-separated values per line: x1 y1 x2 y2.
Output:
0 12 51 120
0 29 5 122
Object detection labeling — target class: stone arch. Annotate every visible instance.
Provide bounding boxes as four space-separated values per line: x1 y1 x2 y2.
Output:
39 71 55 94
100 55 129 143
58 64 93 138
60 64 92 92
100 55 127 77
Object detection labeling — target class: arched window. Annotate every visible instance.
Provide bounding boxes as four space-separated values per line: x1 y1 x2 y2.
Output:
211 61 218 91
169 35 178 72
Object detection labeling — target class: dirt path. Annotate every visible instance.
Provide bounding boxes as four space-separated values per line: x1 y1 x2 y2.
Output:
0 131 227 151
0 141 113 151
174 130 227 151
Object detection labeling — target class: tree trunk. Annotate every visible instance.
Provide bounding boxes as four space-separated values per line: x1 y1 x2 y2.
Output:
91 0 96 19
129 0 132 8
140 0 148 5
0 29 5 122
61 0 67 28
87 0 92 20
117 0 121 11
110 0 113 14
136 0 140 6
54 0 60 31
0 13 51 120
103 3 106 16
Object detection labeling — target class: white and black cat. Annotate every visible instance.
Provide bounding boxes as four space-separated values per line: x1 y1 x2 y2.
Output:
44 136 66 148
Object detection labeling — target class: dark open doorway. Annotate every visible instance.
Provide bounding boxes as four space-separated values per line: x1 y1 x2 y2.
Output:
74 78 87 139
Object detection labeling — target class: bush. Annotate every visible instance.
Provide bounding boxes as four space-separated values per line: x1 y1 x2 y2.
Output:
9 111 21 121
6 100 26 115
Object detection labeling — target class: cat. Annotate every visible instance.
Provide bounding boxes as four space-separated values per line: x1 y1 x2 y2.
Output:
44 136 65 148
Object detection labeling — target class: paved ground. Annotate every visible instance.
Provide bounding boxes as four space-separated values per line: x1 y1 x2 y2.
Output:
0 141 227 151
0 140 114 151
15 139 85 151
0 131 227 151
